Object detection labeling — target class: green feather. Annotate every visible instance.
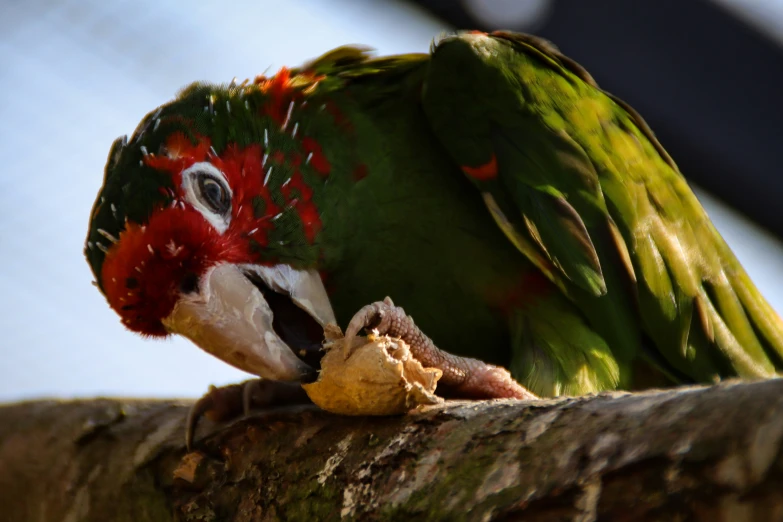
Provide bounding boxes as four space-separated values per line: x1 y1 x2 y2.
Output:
419 31 783 391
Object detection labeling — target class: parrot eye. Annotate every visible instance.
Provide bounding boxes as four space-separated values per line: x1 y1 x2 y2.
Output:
196 174 230 215
180 161 233 233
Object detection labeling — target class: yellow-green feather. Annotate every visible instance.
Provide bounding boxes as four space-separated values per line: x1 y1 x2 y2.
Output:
420 31 783 393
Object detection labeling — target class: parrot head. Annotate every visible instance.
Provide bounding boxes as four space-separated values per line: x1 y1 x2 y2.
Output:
85 70 340 382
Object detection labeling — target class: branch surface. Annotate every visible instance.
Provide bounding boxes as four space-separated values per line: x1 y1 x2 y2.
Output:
2 380 782 521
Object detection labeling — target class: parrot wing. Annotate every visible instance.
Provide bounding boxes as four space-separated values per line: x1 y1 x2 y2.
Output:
421 31 783 392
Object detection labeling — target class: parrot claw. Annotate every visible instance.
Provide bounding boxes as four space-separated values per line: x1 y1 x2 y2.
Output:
186 386 220 452
344 298 538 401
343 296 396 360
185 379 312 451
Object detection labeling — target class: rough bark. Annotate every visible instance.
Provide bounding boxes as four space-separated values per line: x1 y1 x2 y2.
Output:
2 379 783 522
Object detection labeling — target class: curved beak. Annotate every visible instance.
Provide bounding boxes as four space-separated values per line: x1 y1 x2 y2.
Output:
162 263 335 382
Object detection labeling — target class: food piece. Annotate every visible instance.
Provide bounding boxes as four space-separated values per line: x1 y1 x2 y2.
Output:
303 325 443 415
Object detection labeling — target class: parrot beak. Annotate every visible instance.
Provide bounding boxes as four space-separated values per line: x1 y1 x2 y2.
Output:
161 263 335 382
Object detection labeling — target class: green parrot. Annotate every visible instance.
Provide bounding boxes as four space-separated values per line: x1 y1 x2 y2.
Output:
86 31 783 419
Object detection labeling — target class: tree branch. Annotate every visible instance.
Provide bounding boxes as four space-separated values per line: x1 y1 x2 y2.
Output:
2 380 782 521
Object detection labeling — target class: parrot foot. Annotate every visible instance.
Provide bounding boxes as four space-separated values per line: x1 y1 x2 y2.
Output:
344 297 537 401
185 379 311 450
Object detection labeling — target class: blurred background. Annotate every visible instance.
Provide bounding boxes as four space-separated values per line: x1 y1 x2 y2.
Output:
1 0 781 401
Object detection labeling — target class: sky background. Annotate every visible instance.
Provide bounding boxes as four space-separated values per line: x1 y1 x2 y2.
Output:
1 0 781 401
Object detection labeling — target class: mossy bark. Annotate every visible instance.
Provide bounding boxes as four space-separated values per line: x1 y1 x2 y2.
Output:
2 380 783 521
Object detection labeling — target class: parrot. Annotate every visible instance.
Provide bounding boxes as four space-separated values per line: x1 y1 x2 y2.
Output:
85 31 783 442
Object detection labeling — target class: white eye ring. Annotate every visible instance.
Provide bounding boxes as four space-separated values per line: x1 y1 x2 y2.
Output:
181 162 232 234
